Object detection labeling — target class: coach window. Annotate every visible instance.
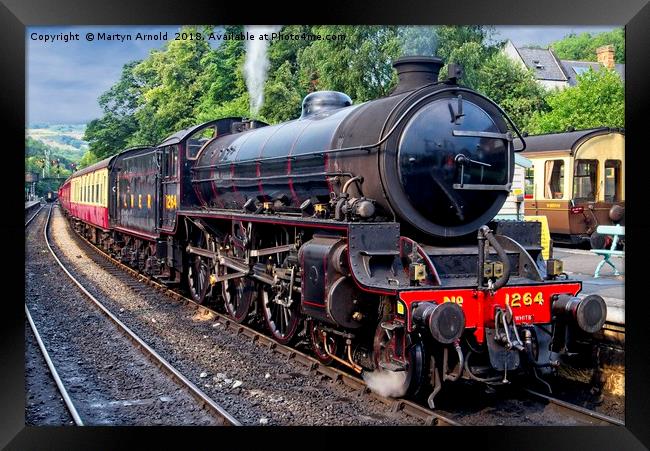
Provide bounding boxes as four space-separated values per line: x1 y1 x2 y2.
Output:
605 160 622 202
186 127 216 160
573 159 598 202
544 160 565 199
525 166 534 198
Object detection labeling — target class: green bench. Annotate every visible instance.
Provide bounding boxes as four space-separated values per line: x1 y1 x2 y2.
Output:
591 224 624 278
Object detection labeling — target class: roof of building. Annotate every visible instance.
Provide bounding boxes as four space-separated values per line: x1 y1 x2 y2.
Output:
560 60 625 86
518 127 624 154
506 40 625 85
514 47 567 82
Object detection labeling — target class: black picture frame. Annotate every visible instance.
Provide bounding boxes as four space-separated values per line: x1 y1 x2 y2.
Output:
3 0 648 448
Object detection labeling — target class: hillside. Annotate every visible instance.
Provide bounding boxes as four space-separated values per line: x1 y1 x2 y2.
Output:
27 123 88 162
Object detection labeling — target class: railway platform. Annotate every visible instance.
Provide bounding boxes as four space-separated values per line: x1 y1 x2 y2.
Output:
554 247 624 326
25 200 41 211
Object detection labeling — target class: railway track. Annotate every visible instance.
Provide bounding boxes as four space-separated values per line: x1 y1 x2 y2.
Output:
523 389 624 426
25 203 44 227
26 301 83 425
26 205 240 426
59 205 457 427
56 205 623 427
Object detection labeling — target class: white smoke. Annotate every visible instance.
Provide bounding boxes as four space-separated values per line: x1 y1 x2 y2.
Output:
244 25 282 115
362 370 408 398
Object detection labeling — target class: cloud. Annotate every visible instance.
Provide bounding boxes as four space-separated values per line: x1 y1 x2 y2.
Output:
493 25 620 47
26 25 180 124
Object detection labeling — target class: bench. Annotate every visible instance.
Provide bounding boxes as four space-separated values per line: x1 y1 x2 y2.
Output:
591 224 624 278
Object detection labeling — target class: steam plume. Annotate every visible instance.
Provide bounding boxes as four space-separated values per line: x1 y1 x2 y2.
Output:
244 25 282 115
362 370 408 398
400 26 439 57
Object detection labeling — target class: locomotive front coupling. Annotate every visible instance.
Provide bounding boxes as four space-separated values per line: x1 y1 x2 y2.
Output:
412 302 466 344
552 294 607 333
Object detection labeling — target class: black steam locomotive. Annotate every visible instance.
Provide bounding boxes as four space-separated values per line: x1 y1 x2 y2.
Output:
60 56 607 407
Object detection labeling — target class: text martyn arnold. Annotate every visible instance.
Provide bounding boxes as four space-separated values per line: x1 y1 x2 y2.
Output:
98 32 168 41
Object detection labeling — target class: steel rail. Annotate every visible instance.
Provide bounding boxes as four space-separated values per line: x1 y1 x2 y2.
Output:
64 209 458 427
60 208 624 427
25 304 84 426
524 388 624 426
25 204 44 227
26 202 83 425
43 206 240 426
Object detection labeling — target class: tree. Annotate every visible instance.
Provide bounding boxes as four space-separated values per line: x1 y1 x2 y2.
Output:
83 60 142 158
297 26 402 102
77 150 99 169
476 52 548 132
550 28 624 63
399 26 438 56
435 26 503 89
258 25 313 122
526 68 624 134
194 25 249 122
129 25 215 146
260 60 303 123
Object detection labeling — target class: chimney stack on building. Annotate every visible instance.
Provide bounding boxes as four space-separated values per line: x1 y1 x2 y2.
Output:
596 44 615 70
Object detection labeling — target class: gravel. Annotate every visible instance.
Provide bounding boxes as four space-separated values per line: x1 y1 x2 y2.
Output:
25 207 222 426
34 204 620 426
25 320 74 426
46 206 425 426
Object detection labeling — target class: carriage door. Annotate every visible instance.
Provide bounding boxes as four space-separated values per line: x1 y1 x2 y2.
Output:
160 144 179 231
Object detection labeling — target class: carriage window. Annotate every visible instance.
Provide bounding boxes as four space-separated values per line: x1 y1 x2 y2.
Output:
544 160 564 199
605 160 621 202
573 159 598 201
186 127 216 160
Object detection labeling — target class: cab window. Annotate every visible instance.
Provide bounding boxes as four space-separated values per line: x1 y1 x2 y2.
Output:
186 127 216 160
161 145 179 179
573 159 598 201
605 160 622 202
544 160 564 199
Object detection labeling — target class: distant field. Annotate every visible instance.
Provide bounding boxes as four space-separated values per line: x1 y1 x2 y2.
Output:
27 124 88 159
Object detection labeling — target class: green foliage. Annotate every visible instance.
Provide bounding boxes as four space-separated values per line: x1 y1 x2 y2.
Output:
78 150 100 169
83 24 621 153
260 60 303 123
551 28 624 63
129 25 215 145
399 26 438 56
527 68 624 134
476 53 548 132
194 26 249 122
84 61 142 158
297 26 402 101
435 26 503 89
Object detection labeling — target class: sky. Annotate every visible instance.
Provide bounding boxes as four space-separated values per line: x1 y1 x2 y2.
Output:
26 25 621 125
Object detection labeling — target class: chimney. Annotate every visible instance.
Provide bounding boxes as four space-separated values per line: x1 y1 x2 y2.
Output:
596 44 615 70
391 56 443 95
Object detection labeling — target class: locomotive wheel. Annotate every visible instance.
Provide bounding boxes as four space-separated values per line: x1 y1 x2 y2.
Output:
222 275 256 323
373 327 429 399
309 321 338 365
139 246 151 273
187 254 210 304
260 286 301 345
